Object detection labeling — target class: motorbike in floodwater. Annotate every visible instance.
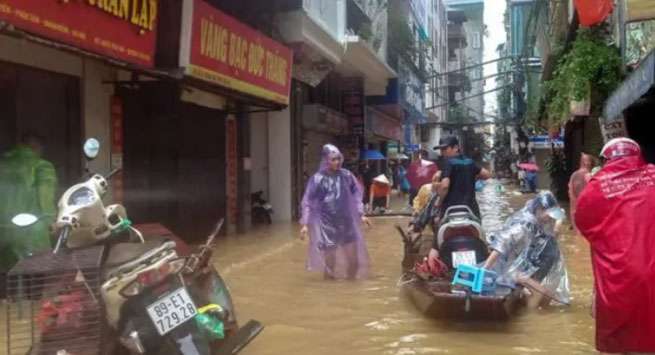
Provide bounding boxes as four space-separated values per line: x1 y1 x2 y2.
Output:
5 138 262 355
398 205 523 320
434 206 488 269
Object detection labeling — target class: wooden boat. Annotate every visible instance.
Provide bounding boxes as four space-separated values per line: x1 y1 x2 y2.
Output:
397 220 524 321
401 275 523 321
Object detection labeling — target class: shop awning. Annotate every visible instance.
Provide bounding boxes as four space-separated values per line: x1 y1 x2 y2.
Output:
626 0 655 22
336 35 396 96
603 49 655 122
367 107 403 141
360 150 386 160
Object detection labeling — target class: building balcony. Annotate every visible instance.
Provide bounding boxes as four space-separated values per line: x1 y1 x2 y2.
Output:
348 0 373 25
447 72 471 91
335 34 396 96
448 24 467 49
276 0 346 65
448 23 466 40
447 9 467 23
302 104 350 135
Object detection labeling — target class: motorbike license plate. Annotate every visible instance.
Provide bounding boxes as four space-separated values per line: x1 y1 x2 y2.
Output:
147 287 198 335
452 250 477 268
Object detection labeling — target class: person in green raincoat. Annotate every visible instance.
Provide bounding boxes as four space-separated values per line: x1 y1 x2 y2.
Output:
0 133 57 277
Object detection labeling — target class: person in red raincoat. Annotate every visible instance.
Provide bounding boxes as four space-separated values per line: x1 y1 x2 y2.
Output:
406 150 438 207
575 138 655 354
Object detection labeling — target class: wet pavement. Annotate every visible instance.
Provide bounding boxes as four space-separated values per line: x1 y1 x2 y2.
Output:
214 180 596 355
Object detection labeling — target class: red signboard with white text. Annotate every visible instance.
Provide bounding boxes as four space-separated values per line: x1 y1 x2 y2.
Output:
180 0 293 105
0 0 158 67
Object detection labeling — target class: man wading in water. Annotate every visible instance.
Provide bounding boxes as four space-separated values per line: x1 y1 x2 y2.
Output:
299 144 371 280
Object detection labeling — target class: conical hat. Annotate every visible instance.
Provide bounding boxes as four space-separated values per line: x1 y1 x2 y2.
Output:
373 174 390 185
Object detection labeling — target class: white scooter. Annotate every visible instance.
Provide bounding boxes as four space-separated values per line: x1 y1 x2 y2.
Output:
6 139 262 355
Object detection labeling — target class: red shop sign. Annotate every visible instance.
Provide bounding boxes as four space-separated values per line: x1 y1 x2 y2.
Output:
180 0 293 105
0 0 158 67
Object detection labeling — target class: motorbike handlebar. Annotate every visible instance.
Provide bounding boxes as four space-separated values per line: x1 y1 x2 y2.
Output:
53 225 72 254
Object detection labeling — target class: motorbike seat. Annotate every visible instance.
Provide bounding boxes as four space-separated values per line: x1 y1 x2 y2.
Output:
442 225 480 241
436 214 484 249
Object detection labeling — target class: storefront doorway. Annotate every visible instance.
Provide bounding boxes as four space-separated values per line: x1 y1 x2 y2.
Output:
118 83 227 241
0 61 81 190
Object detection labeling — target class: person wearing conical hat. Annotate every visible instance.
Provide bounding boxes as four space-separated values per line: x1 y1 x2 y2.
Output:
369 174 391 213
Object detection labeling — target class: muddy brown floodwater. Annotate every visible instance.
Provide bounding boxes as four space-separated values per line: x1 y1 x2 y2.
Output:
214 181 596 355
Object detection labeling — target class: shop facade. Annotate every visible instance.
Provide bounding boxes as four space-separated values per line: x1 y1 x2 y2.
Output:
119 0 292 236
603 49 655 163
1 0 293 238
0 0 158 193
247 1 349 222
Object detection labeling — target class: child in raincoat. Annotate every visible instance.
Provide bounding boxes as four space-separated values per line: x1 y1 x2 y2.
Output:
299 144 371 280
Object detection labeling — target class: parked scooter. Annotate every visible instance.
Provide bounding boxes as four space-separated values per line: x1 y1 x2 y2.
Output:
5 139 262 355
250 191 272 225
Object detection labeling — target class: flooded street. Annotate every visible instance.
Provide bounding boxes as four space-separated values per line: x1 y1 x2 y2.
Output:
214 181 596 355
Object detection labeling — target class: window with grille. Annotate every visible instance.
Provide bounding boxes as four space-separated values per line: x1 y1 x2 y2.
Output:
472 31 481 49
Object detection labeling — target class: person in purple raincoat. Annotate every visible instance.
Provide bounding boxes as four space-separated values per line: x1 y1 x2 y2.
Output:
299 144 371 280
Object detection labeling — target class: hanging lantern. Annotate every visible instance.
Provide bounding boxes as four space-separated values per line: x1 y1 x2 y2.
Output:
574 0 614 27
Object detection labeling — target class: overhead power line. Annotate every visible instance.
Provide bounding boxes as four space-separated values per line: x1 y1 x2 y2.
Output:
425 84 514 110
426 55 518 78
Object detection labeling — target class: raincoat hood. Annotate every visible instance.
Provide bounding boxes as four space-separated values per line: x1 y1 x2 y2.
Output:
525 191 565 221
4 145 38 160
320 144 344 171
600 137 641 161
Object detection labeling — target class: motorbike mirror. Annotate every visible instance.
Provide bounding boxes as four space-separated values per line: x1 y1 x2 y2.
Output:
83 138 100 160
205 219 224 246
11 213 39 227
